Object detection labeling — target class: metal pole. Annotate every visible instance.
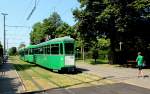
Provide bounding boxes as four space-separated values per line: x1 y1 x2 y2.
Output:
7 39 8 51
119 41 123 51
1 13 8 55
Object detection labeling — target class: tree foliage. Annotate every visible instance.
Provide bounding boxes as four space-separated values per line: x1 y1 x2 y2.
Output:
30 12 76 44
0 42 3 57
0 42 3 64
18 42 26 49
73 0 150 63
98 37 110 49
92 49 99 63
8 47 17 56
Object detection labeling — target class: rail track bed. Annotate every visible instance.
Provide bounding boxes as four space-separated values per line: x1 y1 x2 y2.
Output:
10 56 114 93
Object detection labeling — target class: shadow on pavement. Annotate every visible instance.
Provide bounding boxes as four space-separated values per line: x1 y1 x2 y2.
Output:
102 76 114 79
144 75 149 78
0 63 23 94
58 67 89 74
12 63 36 71
21 83 150 94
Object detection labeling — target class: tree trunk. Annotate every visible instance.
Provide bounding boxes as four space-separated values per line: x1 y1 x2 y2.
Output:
83 46 85 63
109 23 117 64
95 58 96 63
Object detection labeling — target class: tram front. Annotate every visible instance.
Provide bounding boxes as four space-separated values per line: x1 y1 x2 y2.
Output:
64 42 75 71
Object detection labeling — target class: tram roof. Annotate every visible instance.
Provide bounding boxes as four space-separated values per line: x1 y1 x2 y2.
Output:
23 36 74 49
26 45 37 48
37 36 74 47
50 36 74 42
18 47 24 51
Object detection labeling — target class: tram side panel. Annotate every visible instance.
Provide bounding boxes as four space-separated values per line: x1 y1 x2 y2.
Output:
34 54 64 71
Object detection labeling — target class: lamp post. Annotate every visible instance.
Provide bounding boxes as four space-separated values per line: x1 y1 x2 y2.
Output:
1 13 8 55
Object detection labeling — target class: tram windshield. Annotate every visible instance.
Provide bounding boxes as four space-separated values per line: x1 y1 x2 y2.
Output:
65 43 74 55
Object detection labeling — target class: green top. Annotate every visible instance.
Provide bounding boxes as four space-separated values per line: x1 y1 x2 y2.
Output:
136 55 143 66
36 36 74 47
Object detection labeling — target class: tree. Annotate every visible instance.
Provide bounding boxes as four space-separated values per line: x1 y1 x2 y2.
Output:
8 47 17 56
30 22 44 44
43 12 63 39
98 37 110 50
73 0 107 61
18 42 26 49
73 0 150 64
73 0 105 43
56 22 70 37
0 42 3 64
92 49 99 63
30 12 74 44
98 0 150 63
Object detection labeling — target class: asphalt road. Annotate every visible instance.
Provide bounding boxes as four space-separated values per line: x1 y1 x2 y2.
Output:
23 83 150 94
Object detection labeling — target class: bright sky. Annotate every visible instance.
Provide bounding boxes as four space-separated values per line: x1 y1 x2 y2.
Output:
0 0 80 49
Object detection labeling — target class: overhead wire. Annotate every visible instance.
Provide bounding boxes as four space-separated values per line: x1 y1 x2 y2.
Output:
19 0 34 24
26 0 40 20
3 0 40 48
5 25 31 29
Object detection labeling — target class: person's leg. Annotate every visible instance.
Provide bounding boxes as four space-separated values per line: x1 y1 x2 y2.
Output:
141 69 144 77
138 66 142 77
138 68 141 77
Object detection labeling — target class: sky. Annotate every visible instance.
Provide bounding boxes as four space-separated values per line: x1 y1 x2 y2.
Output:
0 0 80 49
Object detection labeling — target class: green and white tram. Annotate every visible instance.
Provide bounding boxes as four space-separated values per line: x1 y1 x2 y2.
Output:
24 45 36 63
19 36 76 71
18 47 25 60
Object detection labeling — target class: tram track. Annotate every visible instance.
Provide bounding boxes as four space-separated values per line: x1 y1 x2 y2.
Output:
12 57 114 93
62 73 110 87
15 64 43 91
13 59 79 92
25 66 79 94
28 67 103 94
34 66 111 88
13 60 44 92
28 69 79 94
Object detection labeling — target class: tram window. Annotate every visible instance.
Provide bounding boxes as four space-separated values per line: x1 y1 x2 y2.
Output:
51 44 59 54
38 48 40 54
29 49 32 54
43 47 44 54
65 43 74 54
42 47 44 54
40 47 43 54
34 49 36 54
25 50 27 55
32 49 34 54
37 48 40 54
60 43 63 54
32 49 33 54
25 50 28 55
47 45 50 54
29 49 31 54
28 49 30 54
35 49 37 54
36 48 39 54
44 46 47 54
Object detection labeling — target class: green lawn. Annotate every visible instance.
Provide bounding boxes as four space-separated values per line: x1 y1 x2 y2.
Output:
76 59 109 65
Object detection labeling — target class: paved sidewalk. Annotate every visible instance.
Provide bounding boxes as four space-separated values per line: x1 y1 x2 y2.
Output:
0 61 25 94
77 63 150 89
